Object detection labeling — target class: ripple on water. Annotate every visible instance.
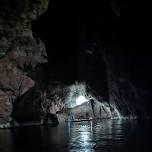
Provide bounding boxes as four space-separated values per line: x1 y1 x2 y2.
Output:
0 120 152 152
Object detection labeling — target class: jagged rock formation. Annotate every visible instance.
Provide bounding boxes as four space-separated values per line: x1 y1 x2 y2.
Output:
103 50 152 119
76 39 152 119
0 0 151 128
0 0 49 127
12 81 65 125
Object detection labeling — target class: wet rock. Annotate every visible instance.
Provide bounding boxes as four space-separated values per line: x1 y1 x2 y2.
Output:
0 90 13 123
0 0 49 32
103 50 149 118
0 117 19 129
12 83 64 125
0 0 49 127
0 57 35 95
12 87 42 123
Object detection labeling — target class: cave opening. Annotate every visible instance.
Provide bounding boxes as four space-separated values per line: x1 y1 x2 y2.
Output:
1 1 152 152
32 1 110 101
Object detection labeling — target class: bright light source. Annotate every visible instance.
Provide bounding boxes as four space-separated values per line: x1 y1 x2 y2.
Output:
76 96 88 106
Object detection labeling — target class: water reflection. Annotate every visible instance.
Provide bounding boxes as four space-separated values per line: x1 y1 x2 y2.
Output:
68 121 96 152
0 129 13 152
68 120 123 152
0 120 152 152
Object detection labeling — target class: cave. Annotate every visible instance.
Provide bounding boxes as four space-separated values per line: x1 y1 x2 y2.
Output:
0 0 152 152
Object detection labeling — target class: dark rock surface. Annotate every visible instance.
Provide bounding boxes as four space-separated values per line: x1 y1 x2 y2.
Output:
0 0 151 128
12 82 64 125
0 0 49 127
104 50 152 118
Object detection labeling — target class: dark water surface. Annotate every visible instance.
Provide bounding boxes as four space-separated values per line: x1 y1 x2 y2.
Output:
0 120 152 152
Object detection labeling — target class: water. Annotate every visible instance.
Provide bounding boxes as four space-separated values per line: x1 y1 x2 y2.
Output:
0 120 152 152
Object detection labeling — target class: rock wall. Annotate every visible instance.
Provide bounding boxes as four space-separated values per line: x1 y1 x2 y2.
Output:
103 49 151 119
0 0 151 128
79 42 152 119
0 0 49 127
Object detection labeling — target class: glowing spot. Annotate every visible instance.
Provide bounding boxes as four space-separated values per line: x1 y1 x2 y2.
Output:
76 96 88 106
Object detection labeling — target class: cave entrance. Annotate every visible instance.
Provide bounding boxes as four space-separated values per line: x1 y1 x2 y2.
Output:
32 2 109 101
32 2 109 121
56 82 112 123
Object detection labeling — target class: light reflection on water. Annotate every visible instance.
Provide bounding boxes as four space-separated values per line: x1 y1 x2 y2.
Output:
67 120 124 152
68 121 96 152
0 120 152 152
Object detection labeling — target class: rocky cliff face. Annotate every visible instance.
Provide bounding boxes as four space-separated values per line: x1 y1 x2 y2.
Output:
104 50 152 119
0 0 49 127
78 42 152 119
